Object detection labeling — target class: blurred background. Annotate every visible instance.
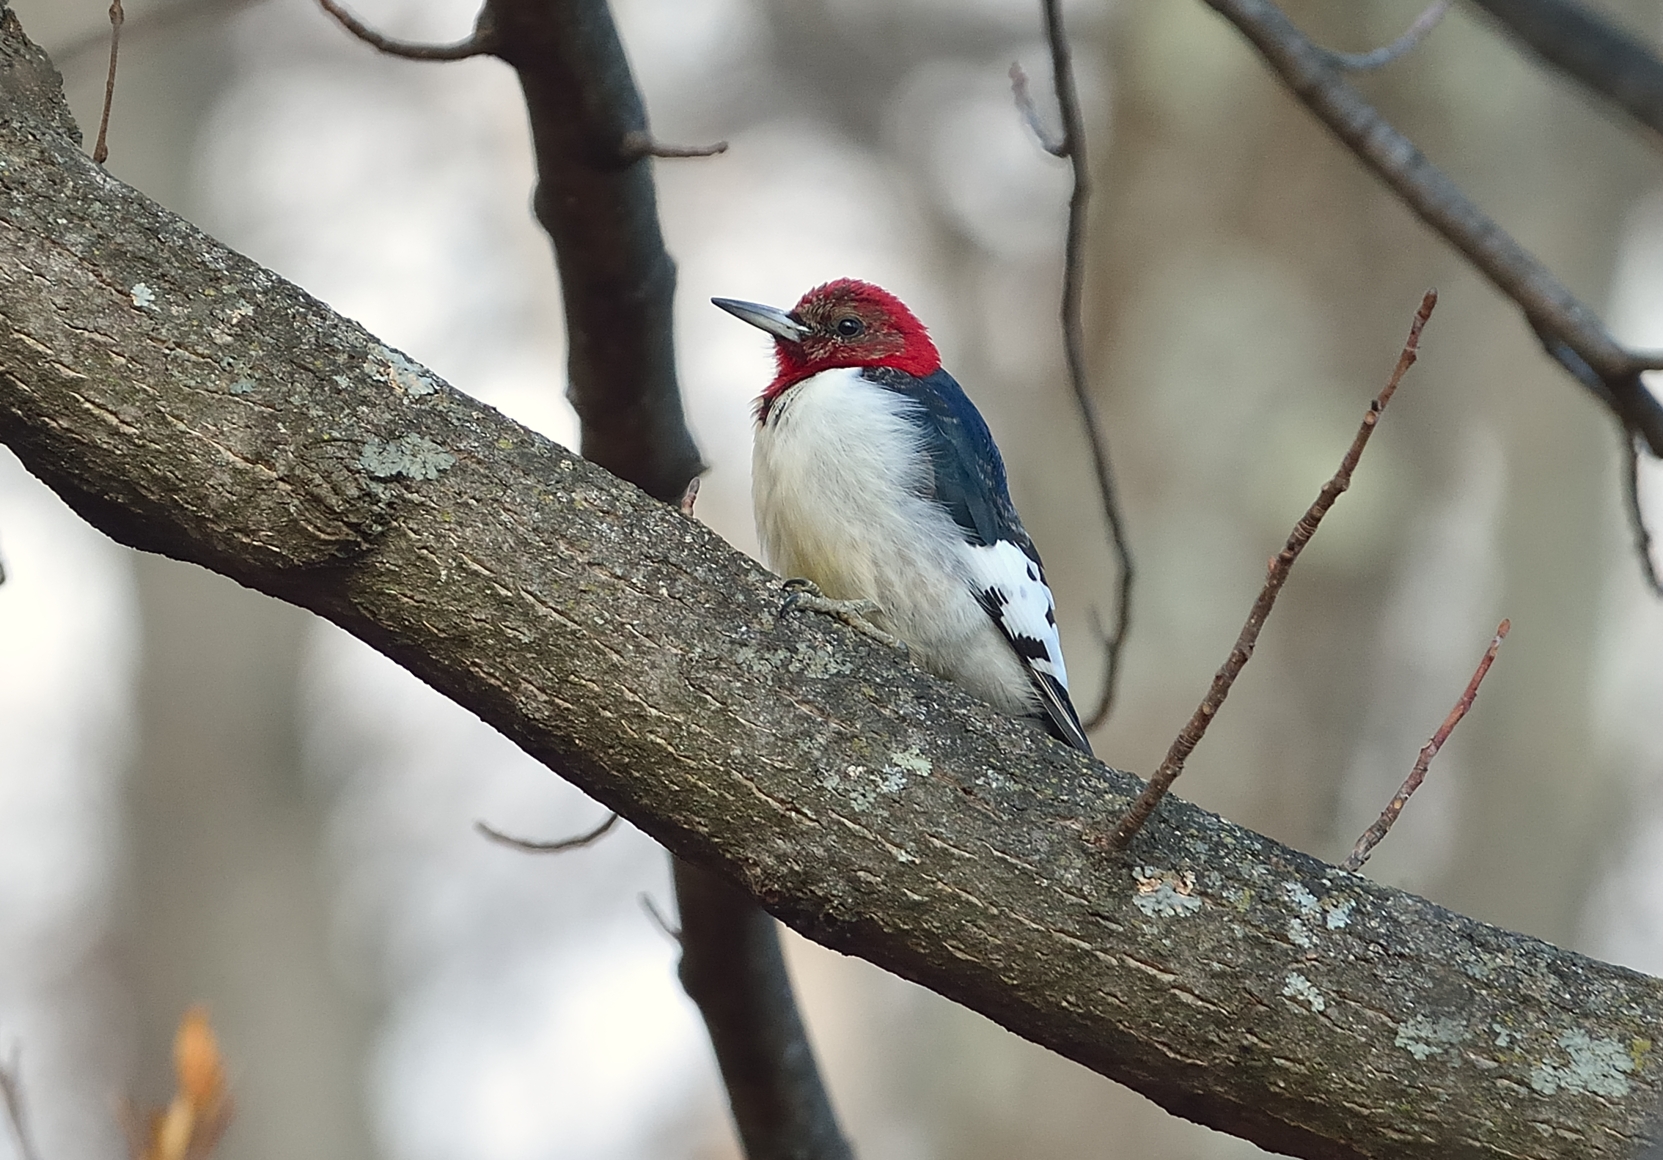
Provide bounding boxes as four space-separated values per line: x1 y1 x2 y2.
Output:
5 0 1663 1156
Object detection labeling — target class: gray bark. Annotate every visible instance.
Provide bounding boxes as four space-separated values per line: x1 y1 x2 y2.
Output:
3 12 1663 1160
470 1 848 1151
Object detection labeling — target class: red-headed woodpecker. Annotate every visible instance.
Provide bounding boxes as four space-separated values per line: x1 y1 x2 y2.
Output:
713 279 1092 755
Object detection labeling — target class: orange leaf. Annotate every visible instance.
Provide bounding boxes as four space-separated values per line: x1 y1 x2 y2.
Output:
128 1006 232 1160
173 1007 224 1112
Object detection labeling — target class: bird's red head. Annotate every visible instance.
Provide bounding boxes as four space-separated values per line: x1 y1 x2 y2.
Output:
713 279 942 419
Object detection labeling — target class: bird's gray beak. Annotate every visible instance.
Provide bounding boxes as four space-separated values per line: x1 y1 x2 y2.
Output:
712 297 809 343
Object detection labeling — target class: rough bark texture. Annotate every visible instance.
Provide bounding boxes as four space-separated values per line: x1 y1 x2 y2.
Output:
469 3 847 1152
4 13 1663 1159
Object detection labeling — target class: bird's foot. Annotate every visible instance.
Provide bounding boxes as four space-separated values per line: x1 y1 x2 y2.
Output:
780 578 907 653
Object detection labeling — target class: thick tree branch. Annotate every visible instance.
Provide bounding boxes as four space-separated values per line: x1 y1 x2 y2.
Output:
1201 0 1663 459
482 0 703 500
468 4 845 1153
1468 0 1663 140
674 863 854 1160
5 16 1663 1160
308 0 838 1152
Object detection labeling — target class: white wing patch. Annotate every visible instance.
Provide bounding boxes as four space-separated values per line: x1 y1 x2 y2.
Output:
962 540 1069 689
962 539 1091 753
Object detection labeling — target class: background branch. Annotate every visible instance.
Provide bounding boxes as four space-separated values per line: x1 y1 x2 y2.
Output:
482 0 703 501
1323 0 1451 71
1201 0 1663 459
1468 0 1663 139
389 2 846 1155
1030 0 1135 731
674 863 855 1160
1623 431 1663 596
0 1051 43 1160
314 0 493 61
4 50 1663 1151
476 812 620 853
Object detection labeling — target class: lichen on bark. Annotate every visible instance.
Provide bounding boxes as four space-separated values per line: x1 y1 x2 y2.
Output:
3 11 1662 1159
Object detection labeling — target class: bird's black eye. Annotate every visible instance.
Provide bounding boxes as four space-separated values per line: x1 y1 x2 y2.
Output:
835 316 864 338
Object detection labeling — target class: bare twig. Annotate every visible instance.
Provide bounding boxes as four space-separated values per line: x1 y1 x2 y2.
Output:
1622 431 1663 596
1202 0 1663 459
1103 291 1436 851
91 0 124 165
618 131 728 161
1018 1 1137 731
56 0 252 68
475 811 620 853
1323 0 1452 71
1 1049 45 1160
640 893 681 942
1344 620 1510 871
1008 63 1065 156
313 0 494 60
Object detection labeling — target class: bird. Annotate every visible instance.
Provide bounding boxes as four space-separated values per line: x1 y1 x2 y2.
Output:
713 278 1092 756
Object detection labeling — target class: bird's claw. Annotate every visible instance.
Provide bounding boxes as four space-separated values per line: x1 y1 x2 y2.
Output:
780 579 907 653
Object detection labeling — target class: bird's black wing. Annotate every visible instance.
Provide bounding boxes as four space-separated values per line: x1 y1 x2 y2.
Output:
862 366 1092 755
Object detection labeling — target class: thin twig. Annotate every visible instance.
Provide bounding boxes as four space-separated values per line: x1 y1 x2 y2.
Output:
314 0 494 60
1101 291 1437 851
0 1049 44 1160
56 0 250 68
1021 0 1137 731
91 0 124 165
1622 430 1663 596
1343 619 1510 871
618 131 728 161
1202 0 1663 459
475 811 619 853
640 893 681 942
1008 63 1065 156
1324 0 1452 70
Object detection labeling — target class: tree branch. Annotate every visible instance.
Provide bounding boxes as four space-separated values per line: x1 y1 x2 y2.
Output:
1322 0 1451 72
311 1 828 1154
1468 0 1663 140
674 863 854 1160
1343 619 1510 872
314 0 495 61
0 1050 43 1160
476 811 620 852
1104 291 1435 851
481 0 704 500
1020 1 1136 732
91 0 123 164
1200 0 1663 459
4 21 1663 1156
1622 430 1663 596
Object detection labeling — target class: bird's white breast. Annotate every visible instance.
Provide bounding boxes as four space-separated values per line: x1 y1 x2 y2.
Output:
751 367 1039 716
